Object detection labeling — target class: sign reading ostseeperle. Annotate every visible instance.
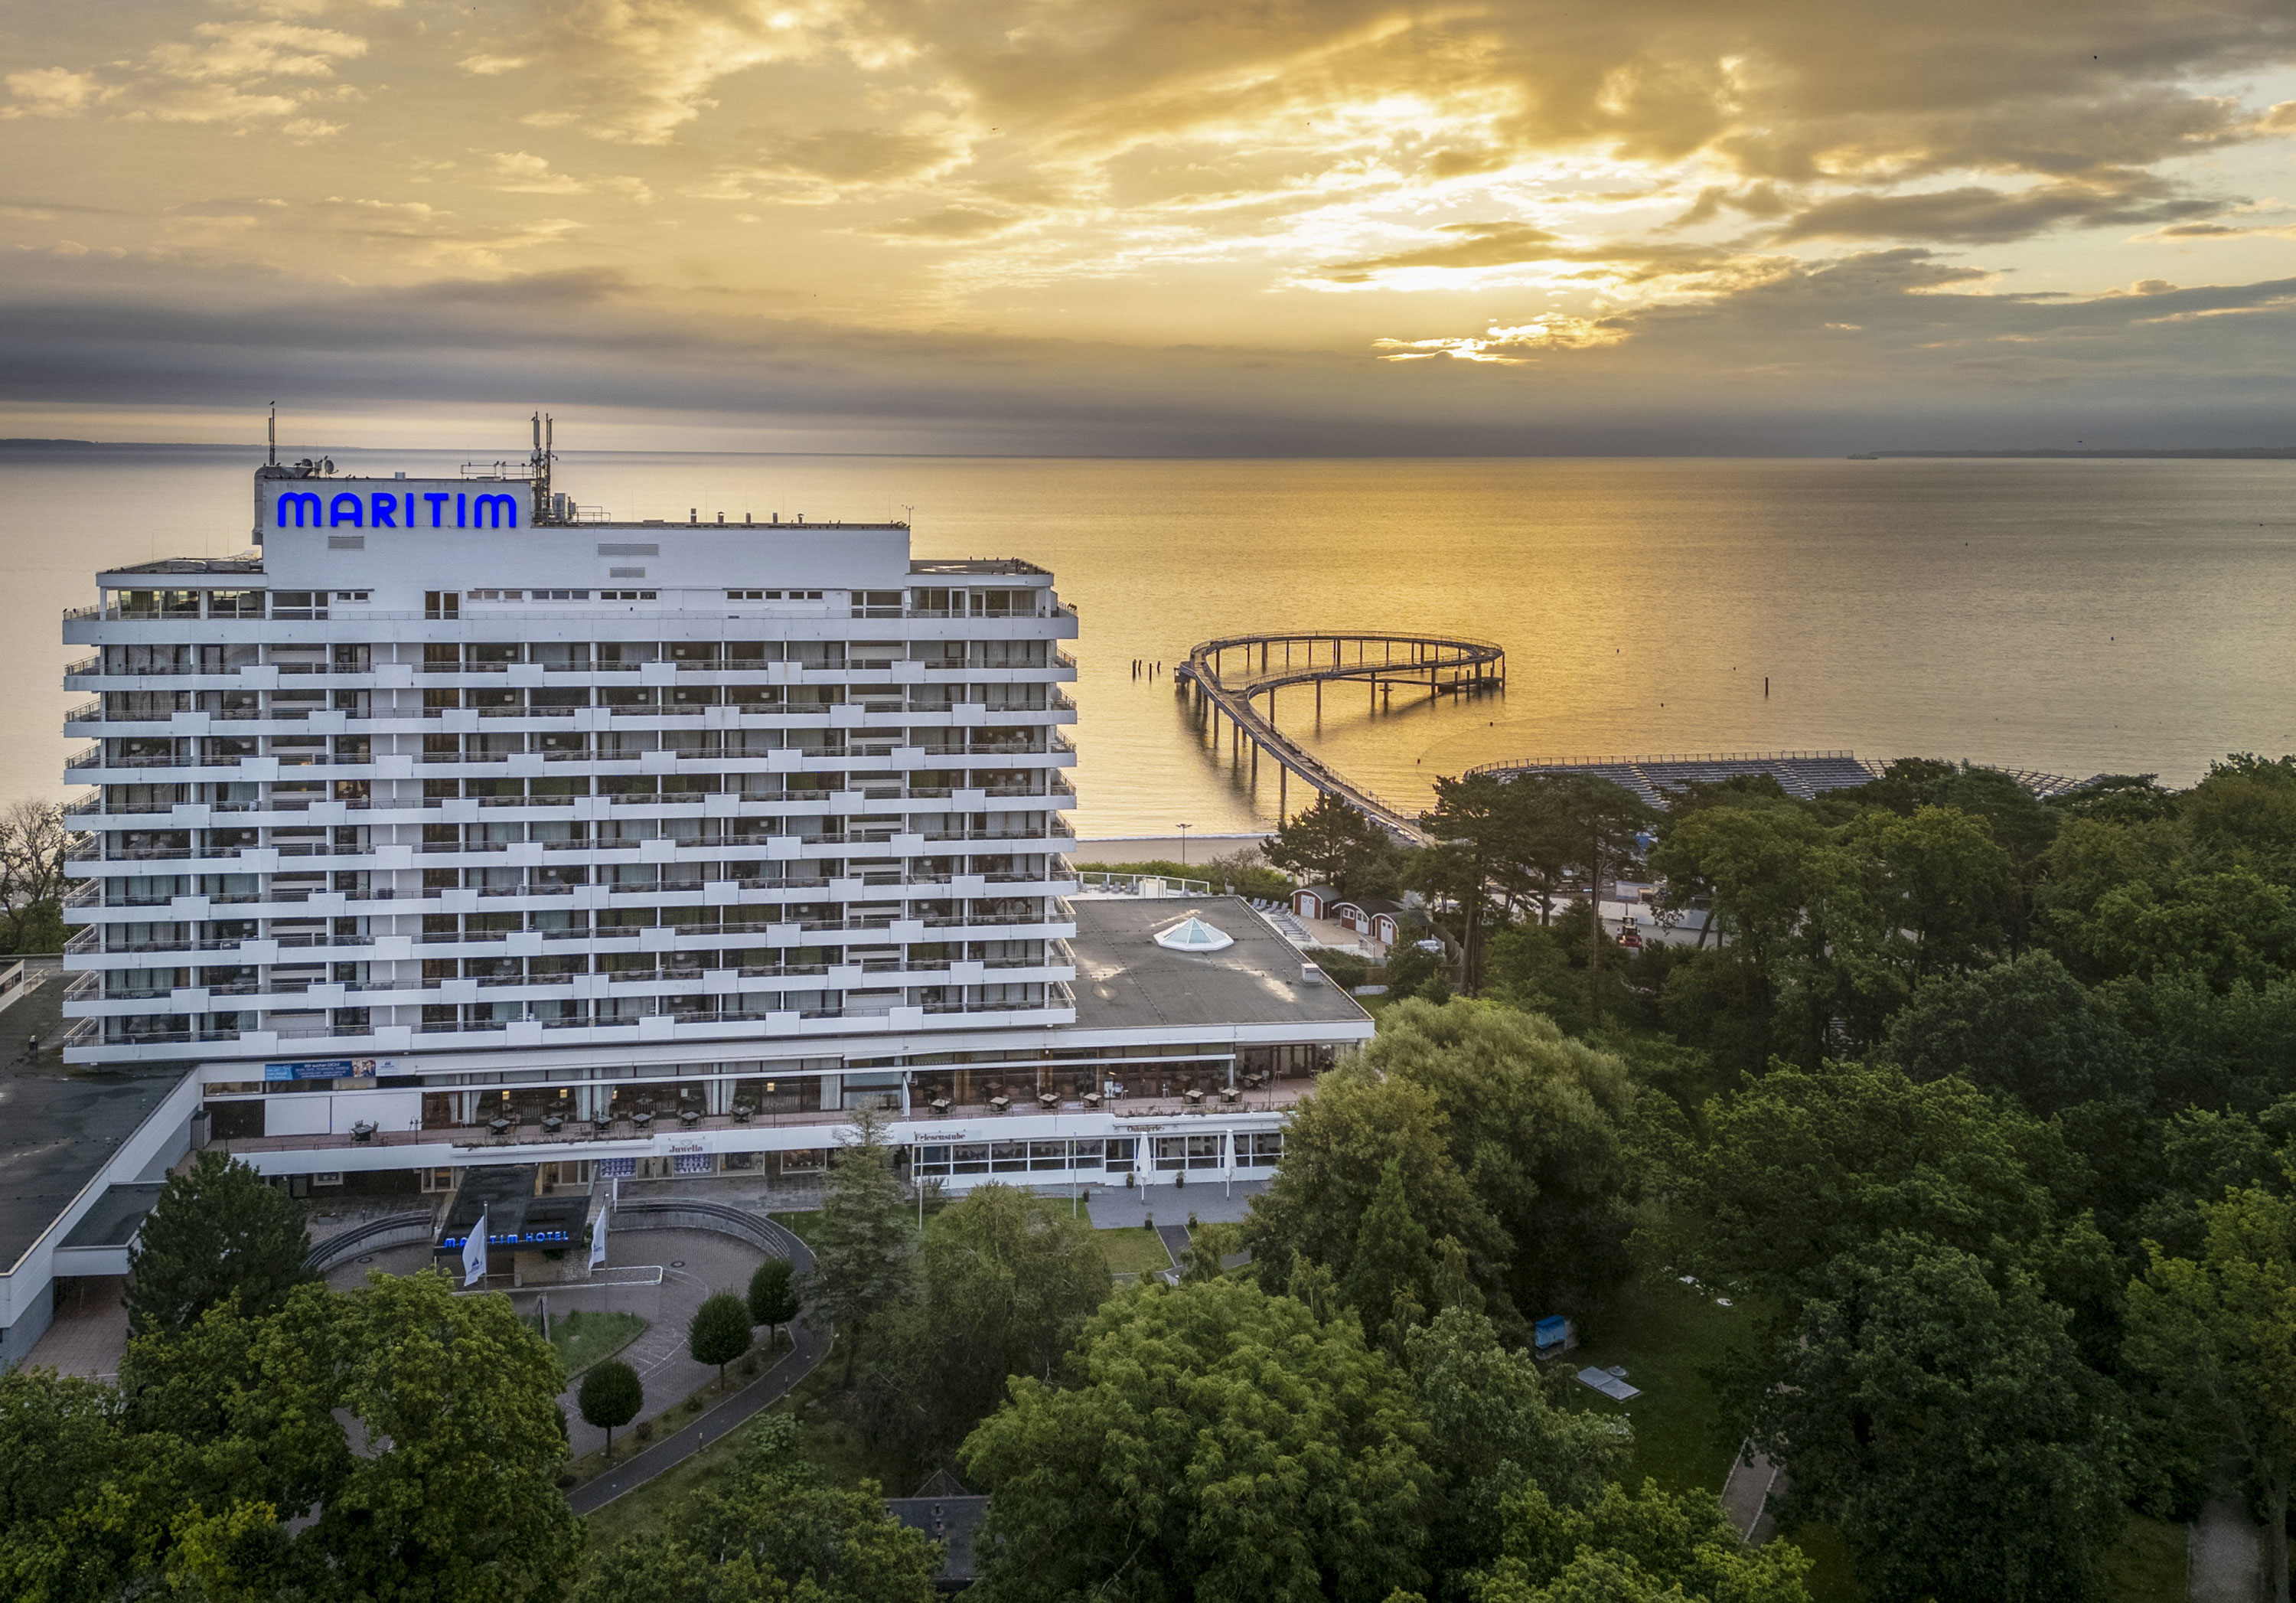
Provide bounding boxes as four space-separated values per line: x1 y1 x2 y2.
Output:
266 479 524 532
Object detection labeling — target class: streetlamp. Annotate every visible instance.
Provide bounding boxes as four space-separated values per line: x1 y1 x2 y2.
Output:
1176 823 1192 865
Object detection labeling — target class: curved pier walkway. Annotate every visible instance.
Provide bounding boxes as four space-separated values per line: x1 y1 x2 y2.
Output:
1173 633 1504 844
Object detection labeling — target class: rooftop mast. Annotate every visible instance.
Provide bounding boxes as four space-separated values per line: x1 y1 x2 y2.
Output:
530 411 556 524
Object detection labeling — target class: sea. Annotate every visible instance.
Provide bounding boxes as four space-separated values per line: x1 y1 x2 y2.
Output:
8 445 2294 838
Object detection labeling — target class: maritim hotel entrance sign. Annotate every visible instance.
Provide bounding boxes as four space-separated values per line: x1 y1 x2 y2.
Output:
266 480 525 533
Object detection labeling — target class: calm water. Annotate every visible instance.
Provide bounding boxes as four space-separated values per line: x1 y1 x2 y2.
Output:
7 446 2294 836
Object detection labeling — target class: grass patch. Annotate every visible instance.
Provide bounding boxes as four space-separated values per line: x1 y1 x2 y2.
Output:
580 1348 915 1565
2099 1513 2186 1603
1557 1275 1766 1495
1787 1523 1862 1603
530 1309 644 1376
768 1210 826 1252
1095 1226 1175 1276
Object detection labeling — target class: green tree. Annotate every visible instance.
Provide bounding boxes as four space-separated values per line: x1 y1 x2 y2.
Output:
1882 949 2141 1116
690 1293 754 1392
803 1107 915 1382
1404 1306 1631 1588
577 1417 939 1603
2073 867 2296 994
689 1416 941 1603
854 1183 1110 1467
1548 775 1655 1024
1665 1061 2065 1304
2126 1184 2296 1603
300 1271 578 1600
1849 802 2015 981
1264 792 1398 898
125 1151 317 1339
1180 1221 1243 1283
1342 1157 1433 1334
0 800 76 955
1750 1234 2124 1603
1362 999 1636 1312
960 1278 1436 1603
746 1258 800 1350
580 1359 644 1462
1468 1479 1811 1603
1244 1059 1515 1326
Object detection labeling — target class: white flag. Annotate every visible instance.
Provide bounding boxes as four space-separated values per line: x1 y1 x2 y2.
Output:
588 1206 608 1271
461 1209 489 1287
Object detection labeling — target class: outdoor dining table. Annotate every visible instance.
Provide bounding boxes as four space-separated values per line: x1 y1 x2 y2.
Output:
928 1097 952 1115
1037 1092 1059 1109
631 1111 654 1129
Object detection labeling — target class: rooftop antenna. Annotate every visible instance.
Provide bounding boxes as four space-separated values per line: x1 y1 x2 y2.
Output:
530 410 556 524
267 402 277 468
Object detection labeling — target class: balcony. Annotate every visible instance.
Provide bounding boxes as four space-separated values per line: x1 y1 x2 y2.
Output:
203 1082 1299 1160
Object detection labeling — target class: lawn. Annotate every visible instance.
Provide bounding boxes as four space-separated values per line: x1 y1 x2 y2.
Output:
1097 1226 1175 1276
768 1210 826 1252
581 1346 917 1562
2100 1513 2186 1602
530 1308 645 1376
1557 1275 1764 1495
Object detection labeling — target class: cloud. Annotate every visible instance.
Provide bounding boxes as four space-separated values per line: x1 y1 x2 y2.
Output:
146 21 367 83
1321 222 1562 282
1 67 108 119
872 205 1020 240
485 152 653 201
1373 315 1629 362
1773 181 2228 243
749 127 963 184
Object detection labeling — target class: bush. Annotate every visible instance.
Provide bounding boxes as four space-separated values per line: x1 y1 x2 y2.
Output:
689 1291 755 1391
578 1358 644 1461
1307 948 1371 988
634 1419 654 1444
747 1258 800 1348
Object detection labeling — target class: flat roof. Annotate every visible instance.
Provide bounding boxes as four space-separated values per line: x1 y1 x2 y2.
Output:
58 1182 165 1250
1068 897 1371 1033
0 977 188 1271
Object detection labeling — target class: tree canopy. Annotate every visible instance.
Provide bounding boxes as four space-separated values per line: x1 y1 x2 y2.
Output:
960 1278 1437 1603
125 1151 317 1339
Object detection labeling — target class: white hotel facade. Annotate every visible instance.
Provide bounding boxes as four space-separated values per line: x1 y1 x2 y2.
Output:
49 456 1368 1219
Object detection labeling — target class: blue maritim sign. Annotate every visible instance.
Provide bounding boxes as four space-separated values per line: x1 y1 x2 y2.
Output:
267 481 522 531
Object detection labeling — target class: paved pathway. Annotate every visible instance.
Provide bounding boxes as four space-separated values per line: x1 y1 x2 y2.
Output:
561 1229 771 1456
2190 1490 2263 1602
22 1275 129 1380
569 1316 828 1514
1088 1178 1267 1229
325 1228 778 1458
1718 1445 1783 1544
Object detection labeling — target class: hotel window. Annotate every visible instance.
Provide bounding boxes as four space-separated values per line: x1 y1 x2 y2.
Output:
600 590 657 602
1238 1131 1284 1167
331 591 371 603
1154 1134 1225 1171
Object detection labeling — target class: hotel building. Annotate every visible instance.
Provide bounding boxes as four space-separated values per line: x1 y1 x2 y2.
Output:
5 449 1368 1360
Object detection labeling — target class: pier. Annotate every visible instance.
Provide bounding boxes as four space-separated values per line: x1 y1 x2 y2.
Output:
1173 632 1505 844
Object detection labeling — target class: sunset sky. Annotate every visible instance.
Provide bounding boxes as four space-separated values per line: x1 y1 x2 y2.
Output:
4 0 2294 452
